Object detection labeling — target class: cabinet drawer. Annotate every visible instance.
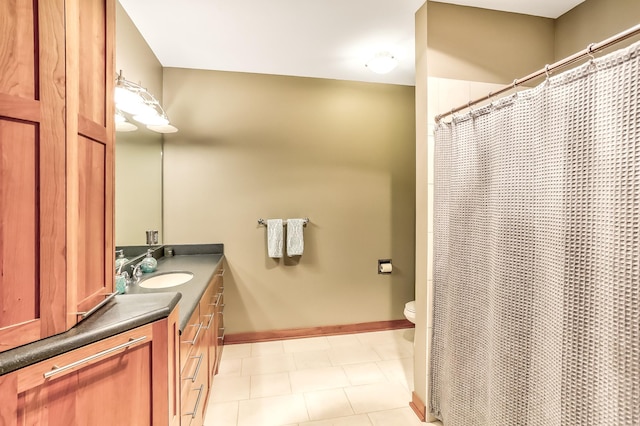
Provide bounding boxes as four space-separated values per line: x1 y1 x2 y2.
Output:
202 282 216 328
180 305 202 368
17 324 152 392
181 332 208 425
215 266 224 293
181 347 206 387
181 381 205 426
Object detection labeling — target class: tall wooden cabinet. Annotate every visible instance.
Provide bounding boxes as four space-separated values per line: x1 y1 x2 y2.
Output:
0 0 115 351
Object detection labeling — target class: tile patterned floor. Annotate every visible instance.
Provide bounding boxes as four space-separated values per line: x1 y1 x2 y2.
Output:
203 328 442 426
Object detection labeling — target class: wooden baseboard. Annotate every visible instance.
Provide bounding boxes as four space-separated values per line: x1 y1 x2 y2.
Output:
224 319 414 344
409 391 426 422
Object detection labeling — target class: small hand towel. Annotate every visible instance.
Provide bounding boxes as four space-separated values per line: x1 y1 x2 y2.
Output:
286 218 305 257
267 219 283 258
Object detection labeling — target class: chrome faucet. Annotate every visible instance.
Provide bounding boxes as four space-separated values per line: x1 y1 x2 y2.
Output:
131 262 144 283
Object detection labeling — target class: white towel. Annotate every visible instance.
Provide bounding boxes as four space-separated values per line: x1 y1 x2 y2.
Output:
267 219 283 258
287 218 305 256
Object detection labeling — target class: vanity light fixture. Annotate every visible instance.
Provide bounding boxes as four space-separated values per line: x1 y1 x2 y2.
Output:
114 70 178 133
365 51 398 74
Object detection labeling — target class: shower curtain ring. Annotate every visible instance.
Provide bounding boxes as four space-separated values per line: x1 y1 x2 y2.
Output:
545 64 551 79
467 101 475 115
587 43 596 61
512 79 518 89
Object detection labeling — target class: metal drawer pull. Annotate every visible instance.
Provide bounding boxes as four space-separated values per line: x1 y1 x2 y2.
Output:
218 327 225 341
184 384 205 418
216 269 225 277
210 293 221 308
43 336 147 379
182 322 203 345
203 313 215 329
81 292 118 319
182 354 204 383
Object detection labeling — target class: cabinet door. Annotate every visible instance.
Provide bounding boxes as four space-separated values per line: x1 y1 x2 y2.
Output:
0 0 67 351
0 313 179 426
65 0 116 320
159 308 181 426
15 326 152 425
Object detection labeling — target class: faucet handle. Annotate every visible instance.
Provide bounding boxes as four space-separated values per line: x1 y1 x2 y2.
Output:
131 262 144 281
117 270 132 286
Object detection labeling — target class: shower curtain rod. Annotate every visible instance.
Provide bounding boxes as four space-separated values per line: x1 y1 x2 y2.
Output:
435 22 640 122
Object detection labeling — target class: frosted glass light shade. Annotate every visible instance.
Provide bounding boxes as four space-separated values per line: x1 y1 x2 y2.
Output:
366 52 398 74
133 112 169 126
115 86 147 114
115 121 138 132
147 124 178 133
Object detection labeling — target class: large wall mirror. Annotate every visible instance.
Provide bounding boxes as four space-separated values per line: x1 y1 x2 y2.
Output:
115 1 164 254
115 131 162 247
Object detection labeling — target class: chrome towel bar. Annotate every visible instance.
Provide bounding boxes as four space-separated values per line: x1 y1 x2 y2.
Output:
257 218 309 226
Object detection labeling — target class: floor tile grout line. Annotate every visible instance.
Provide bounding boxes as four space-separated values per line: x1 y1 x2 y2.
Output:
234 400 240 426
300 391 311 424
209 330 415 426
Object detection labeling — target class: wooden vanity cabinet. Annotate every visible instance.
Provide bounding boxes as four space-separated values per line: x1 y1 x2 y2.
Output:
0 0 116 351
0 307 180 426
180 261 225 425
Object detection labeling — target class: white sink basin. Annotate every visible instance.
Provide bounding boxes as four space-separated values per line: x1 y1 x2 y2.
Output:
139 272 194 289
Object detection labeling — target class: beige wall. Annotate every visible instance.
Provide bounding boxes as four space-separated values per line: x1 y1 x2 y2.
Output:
427 1 555 84
115 2 164 246
162 68 416 334
555 0 640 60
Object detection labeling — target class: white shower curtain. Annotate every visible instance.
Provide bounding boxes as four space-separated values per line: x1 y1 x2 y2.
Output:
431 41 640 425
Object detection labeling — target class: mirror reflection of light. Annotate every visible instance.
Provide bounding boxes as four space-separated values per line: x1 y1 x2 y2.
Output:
115 70 178 132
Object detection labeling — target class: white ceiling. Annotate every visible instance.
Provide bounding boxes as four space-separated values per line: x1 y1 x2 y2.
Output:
430 0 586 19
119 0 585 86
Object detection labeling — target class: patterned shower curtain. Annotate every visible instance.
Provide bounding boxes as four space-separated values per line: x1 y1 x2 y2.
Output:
431 41 640 426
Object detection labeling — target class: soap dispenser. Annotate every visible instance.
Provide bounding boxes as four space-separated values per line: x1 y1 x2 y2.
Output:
140 249 158 273
115 249 128 270
114 250 129 294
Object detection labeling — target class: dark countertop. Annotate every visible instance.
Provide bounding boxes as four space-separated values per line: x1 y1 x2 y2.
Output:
125 253 224 332
0 245 224 376
0 292 181 376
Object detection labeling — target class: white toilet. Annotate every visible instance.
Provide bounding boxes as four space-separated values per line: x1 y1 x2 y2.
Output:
404 300 416 324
